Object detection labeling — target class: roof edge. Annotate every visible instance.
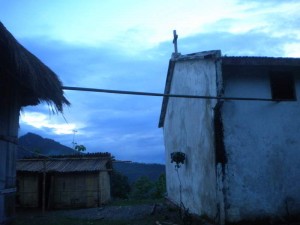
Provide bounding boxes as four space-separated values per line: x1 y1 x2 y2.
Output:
158 50 221 128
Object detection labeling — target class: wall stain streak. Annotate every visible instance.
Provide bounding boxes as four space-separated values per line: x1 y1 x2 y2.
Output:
214 101 227 165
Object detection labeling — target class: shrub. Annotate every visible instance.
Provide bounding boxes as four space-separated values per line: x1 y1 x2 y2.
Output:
111 170 131 199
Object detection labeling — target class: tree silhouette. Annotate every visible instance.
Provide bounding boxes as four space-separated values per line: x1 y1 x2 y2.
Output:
75 144 86 152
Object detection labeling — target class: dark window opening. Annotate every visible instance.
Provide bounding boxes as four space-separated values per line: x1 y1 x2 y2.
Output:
270 72 296 101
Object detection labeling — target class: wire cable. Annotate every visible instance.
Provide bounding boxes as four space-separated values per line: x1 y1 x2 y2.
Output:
63 86 275 102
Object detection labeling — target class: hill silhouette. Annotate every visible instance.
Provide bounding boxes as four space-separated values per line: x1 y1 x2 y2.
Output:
18 132 78 158
17 132 165 183
113 162 165 184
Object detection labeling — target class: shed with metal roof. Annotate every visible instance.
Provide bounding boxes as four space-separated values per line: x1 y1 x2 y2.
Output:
16 154 112 209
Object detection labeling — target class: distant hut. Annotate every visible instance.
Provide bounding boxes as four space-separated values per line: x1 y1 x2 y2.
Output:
0 22 69 224
17 153 112 209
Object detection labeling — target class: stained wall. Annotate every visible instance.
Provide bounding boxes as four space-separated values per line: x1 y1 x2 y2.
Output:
163 57 219 217
221 65 300 222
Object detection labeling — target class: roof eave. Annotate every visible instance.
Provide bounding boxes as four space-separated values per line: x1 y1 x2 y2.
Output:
0 21 70 112
158 60 176 128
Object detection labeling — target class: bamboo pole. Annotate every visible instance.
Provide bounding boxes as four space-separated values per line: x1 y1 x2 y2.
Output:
47 175 54 209
42 159 46 214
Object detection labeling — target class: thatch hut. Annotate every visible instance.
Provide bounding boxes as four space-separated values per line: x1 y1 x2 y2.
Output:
0 22 69 224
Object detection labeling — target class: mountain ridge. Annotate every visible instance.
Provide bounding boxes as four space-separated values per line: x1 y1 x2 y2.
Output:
17 132 165 183
18 132 78 159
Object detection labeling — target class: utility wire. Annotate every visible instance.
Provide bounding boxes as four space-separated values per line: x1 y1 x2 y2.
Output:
63 86 275 102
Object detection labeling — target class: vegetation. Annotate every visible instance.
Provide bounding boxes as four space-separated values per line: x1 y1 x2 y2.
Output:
113 162 165 184
75 144 86 152
111 170 131 199
130 174 166 200
171 151 186 168
130 176 154 199
153 174 167 199
111 168 166 201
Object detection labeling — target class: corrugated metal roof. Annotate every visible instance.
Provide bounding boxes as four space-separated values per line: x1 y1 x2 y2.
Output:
222 56 300 66
17 158 110 173
158 51 300 128
172 50 221 61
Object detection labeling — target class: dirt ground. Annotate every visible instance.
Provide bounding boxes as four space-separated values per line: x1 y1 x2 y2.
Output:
55 204 159 220
16 203 299 225
15 203 197 225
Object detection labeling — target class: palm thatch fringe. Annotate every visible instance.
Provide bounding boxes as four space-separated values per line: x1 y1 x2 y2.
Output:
0 22 70 112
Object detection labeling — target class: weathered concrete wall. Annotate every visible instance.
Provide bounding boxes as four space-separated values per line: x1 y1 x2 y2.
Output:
221 66 300 222
163 58 218 218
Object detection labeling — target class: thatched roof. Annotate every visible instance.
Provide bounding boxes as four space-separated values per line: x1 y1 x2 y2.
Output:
0 22 69 112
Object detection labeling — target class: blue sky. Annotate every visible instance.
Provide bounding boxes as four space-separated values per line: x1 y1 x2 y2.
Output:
1 0 300 163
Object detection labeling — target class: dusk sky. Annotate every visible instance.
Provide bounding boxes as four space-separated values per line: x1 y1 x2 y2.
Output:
1 0 299 163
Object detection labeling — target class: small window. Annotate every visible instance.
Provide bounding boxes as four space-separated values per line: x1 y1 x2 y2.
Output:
270 72 296 101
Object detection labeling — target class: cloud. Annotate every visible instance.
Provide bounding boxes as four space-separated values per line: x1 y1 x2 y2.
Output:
233 1 300 37
20 111 79 135
177 29 299 57
0 0 244 50
11 0 300 164
17 36 167 163
18 21 300 163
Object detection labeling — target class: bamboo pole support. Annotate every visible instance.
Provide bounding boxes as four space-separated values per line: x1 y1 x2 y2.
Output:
42 159 46 214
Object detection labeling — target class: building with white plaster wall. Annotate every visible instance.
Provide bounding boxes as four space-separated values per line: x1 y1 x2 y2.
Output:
158 50 300 224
